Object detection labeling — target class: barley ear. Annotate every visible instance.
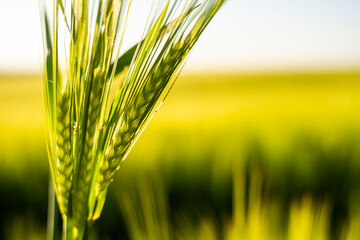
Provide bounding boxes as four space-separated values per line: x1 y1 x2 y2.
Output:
55 84 73 217
90 0 226 219
95 41 186 197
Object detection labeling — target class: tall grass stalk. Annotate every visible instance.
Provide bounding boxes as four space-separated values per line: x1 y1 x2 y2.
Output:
39 0 225 239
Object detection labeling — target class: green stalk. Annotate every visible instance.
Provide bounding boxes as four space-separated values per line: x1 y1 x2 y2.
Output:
64 217 76 240
64 218 92 240
47 178 59 240
83 221 94 240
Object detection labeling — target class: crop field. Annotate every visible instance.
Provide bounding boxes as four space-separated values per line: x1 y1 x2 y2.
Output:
1 72 360 239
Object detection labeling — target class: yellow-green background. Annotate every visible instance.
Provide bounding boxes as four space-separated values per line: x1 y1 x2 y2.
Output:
1 72 360 239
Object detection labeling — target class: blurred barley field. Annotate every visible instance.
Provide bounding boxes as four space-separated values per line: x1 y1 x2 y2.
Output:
1 72 360 239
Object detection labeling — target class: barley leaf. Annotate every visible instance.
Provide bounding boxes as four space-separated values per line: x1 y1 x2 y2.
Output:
111 44 137 78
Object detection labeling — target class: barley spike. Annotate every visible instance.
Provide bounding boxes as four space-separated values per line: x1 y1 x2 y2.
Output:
56 85 73 217
73 70 105 224
96 44 183 196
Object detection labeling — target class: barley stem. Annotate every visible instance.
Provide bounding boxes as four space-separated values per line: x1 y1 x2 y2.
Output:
47 178 59 240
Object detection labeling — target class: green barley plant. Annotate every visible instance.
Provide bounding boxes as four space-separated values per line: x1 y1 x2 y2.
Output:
39 0 225 239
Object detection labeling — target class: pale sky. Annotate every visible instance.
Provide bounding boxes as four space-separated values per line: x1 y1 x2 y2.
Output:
0 0 359 73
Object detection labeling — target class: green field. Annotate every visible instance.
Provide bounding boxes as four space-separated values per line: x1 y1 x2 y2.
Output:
1 72 360 239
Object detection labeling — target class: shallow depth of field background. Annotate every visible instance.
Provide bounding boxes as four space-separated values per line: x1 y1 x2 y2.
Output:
1 1 360 239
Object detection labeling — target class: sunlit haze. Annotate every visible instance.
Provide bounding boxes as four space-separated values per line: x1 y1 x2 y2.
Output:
0 0 359 73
